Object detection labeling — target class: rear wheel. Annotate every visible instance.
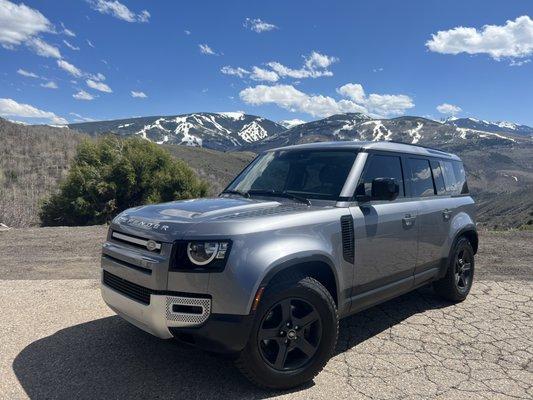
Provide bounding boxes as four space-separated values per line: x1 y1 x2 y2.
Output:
434 237 475 302
236 275 338 389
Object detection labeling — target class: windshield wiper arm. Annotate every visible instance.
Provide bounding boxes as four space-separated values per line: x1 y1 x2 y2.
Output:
247 189 311 206
220 189 250 198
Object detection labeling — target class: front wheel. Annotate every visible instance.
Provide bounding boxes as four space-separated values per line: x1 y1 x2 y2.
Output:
235 275 338 389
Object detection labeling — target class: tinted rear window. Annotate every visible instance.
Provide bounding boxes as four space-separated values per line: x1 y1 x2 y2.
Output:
430 160 446 195
440 160 469 195
407 158 435 197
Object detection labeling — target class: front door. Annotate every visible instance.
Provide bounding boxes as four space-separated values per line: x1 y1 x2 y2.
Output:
348 153 418 311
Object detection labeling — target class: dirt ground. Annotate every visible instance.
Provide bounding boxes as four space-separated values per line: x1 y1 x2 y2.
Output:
0 227 532 399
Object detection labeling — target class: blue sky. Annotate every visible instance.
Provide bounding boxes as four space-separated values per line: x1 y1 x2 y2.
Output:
1 0 532 125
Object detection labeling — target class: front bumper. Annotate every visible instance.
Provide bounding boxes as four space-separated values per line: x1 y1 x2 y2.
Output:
101 276 211 339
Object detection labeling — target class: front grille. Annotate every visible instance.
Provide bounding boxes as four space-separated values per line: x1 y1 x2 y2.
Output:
111 230 161 253
103 270 152 305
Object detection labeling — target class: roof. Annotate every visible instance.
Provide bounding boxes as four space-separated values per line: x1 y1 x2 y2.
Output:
268 140 460 160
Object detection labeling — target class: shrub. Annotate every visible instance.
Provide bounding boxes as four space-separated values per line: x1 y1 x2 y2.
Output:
40 136 208 226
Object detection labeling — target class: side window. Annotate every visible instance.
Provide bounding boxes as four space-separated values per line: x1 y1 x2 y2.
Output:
440 160 469 195
430 160 446 195
355 154 404 198
408 158 435 197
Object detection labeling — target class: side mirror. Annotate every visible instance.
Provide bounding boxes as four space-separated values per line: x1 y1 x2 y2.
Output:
371 177 399 201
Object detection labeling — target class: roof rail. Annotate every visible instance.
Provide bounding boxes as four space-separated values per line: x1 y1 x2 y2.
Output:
383 140 451 155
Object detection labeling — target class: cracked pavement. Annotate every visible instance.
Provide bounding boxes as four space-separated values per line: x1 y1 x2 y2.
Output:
0 227 532 399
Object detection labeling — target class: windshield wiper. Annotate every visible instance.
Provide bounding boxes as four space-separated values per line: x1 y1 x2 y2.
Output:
247 189 311 206
220 189 250 198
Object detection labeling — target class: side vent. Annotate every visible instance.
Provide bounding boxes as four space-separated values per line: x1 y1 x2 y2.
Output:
340 215 354 263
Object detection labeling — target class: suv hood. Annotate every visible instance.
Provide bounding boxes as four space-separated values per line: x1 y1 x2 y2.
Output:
111 197 282 238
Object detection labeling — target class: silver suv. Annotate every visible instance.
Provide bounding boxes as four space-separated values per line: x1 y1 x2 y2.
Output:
101 141 477 389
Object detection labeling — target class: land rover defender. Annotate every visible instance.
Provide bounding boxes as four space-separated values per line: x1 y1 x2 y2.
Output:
101 141 477 389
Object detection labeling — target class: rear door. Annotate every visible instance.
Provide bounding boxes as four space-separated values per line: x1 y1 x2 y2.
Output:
406 157 450 279
349 153 418 309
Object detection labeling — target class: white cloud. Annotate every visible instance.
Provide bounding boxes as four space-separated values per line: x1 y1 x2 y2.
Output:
17 68 39 78
89 72 106 81
90 0 150 23
223 51 338 82
509 59 531 66
86 79 112 93
60 22 76 37
73 90 94 100
86 39 95 48
27 37 61 58
0 97 67 124
243 18 277 33
426 16 533 60
40 81 58 89
0 0 51 47
63 39 79 50
57 59 83 77
240 83 414 118
184 30 191 35
221 66 249 78
199 43 216 55
436 103 462 115
69 112 95 122
250 66 279 82
131 90 147 98
279 119 306 129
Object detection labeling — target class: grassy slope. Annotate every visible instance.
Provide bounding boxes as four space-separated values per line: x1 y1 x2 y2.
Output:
0 119 253 227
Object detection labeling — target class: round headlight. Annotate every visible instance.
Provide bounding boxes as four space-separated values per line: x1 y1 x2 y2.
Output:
187 242 220 266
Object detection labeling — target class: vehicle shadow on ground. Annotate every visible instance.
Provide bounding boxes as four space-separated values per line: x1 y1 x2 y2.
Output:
13 286 450 400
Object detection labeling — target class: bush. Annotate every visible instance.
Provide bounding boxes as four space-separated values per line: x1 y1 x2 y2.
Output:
40 136 208 226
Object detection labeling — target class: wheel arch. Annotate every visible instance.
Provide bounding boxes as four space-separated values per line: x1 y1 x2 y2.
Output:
456 227 478 254
259 255 340 308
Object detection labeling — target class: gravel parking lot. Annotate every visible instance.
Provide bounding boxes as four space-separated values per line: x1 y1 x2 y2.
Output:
1 227 532 400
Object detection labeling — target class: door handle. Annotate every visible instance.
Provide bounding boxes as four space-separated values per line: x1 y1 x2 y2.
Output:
402 214 416 227
442 209 452 221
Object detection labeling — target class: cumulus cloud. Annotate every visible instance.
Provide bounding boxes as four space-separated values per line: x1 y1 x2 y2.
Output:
86 79 112 93
63 39 79 50
73 90 94 100
250 66 279 82
221 66 249 78
57 59 83 77
17 68 39 78
243 18 277 33
89 0 150 23
240 83 414 118
40 81 58 89
199 43 216 55
0 0 63 59
131 90 147 98
436 103 462 115
0 97 67 124
426 15 533 60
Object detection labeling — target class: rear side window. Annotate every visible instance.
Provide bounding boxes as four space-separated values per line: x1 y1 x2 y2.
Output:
440 160 469 195
430 160 446 195
356 154 404 197
407 158 435 197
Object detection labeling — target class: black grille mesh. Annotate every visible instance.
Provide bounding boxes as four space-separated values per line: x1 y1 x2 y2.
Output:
103 271 151 305
340 215 354 263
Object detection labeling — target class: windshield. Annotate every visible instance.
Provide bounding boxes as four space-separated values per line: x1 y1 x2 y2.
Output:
225 149 358 200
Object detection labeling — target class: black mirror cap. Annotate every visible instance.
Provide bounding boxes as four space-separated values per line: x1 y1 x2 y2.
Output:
371 177 399 201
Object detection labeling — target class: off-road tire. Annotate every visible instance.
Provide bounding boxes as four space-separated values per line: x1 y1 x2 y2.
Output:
235 274 338 390
434 236 475 302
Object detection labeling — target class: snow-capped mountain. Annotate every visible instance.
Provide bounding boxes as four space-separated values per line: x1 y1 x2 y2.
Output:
69 112 286 151
279 119 306 129
245 113 529 152
444 117 533 137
